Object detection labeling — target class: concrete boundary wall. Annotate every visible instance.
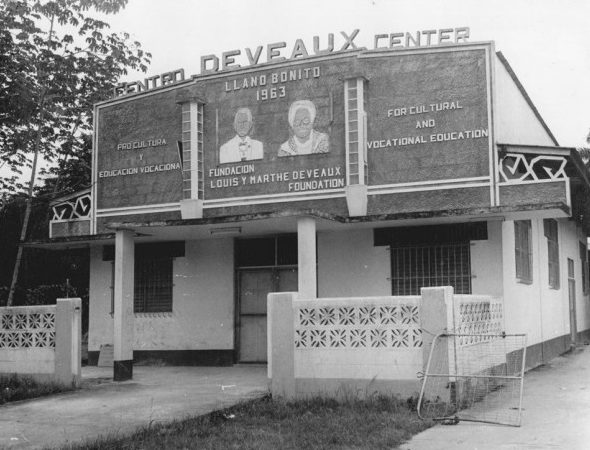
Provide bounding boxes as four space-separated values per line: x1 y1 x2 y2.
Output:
268 287 507 399
0 299 82 387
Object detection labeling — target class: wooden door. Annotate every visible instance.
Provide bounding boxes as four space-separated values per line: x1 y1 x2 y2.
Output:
238 268 298 362
238 270 273 363
277 267 298 292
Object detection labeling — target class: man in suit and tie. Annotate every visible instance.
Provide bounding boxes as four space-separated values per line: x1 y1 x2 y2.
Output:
219 107 264 164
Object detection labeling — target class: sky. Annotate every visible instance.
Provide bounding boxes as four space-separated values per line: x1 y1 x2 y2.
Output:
104 0 590 149
3 0 589 187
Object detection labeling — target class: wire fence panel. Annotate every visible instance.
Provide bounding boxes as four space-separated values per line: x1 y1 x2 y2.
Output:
418 333 527 427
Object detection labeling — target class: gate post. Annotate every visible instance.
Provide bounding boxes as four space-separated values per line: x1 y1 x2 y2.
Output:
420 287 455 403
268 292 296 399
54 298 82 387
420 286 454 368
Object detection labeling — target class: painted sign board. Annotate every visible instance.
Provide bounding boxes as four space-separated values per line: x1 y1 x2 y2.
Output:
94 43 491 214
366 49 490 184
95 93 183 210
202 59 348 201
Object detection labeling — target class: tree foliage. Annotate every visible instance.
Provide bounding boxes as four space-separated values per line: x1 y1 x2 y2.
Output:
0 0 151 195
0 131 91 306
577 128 590 166
0 0 150 306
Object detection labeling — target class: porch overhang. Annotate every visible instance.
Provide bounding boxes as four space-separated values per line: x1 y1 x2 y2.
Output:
25 202 571 249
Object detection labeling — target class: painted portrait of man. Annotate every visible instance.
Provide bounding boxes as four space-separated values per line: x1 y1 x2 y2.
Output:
279 100 329 157
220 107 264 164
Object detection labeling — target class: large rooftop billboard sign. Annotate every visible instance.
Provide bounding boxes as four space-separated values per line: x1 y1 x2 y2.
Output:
95 35 492 221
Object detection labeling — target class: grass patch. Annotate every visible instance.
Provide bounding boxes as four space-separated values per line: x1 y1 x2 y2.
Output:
0 374 71 405
64 394 433 450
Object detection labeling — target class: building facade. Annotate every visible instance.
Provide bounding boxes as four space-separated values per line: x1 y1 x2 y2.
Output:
43 38 590 379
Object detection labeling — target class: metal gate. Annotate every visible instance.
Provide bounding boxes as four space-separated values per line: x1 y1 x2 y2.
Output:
417 332 527 427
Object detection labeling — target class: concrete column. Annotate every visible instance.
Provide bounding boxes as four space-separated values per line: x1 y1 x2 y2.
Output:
113 229 134 381
297 217 317 299
268 292 296 399
54 298 82 387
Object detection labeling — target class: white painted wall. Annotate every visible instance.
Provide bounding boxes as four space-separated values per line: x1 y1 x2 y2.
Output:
561 220 590 336
88 239 235 353
0 348 54 374
318 224 505 299
317 229 390 297
0 302 81 386
501 217 590 347
494 56 556 146
471 221 504 296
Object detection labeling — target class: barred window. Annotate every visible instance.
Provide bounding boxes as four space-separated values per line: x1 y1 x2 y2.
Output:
390 242 471 295
544 219 560 289
134 257 173 313
580 242 589 294
514 220 532 283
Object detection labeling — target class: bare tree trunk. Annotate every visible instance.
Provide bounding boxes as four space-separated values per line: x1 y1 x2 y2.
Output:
6 90 48 306
6 13 55 307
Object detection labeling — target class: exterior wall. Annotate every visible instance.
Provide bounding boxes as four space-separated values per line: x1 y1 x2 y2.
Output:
471 220 504 296
50 219 90 238
281 294 424 398
88 239 234 355
563 221 590 336
268 288 506 400
498 181 568 208
317 223 504 299
0 306 55 375
317 229 390 298
494 56 556 146
502 218 558 347
501 217 590 366
0 300 82 386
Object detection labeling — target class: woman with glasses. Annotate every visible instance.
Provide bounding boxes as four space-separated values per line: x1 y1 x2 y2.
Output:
279 100 329 157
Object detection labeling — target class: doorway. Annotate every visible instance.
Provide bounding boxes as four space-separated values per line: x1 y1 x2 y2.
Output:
235 235 298 363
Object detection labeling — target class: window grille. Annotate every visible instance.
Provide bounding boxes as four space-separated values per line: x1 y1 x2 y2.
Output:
134 257 173 313
543 219 560 289
236 234 297 268
390 242 471 296
514 220 532 283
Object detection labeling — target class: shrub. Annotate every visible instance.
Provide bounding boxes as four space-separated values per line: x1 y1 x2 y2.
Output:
0 374 71 405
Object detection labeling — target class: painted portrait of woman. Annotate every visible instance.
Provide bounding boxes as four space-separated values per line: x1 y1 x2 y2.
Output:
278 100 329 157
